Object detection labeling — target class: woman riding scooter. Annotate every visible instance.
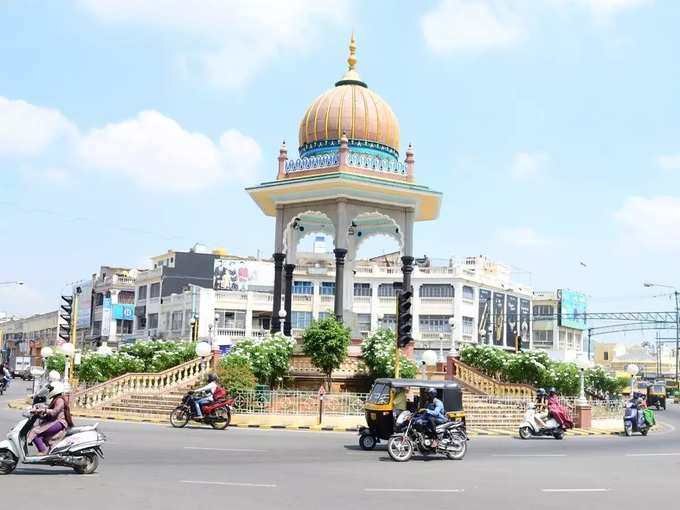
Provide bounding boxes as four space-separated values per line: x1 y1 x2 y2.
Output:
27 382 74 455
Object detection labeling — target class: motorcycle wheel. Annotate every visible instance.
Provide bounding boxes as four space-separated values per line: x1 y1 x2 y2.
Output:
553 430 565 440
359 434 377 450
74 453 99 475
387 435 413 462
210 408 231 430
0 449 17 475
445 432 467 460
624 422 633 437
519 426 532 440
170 406 190 428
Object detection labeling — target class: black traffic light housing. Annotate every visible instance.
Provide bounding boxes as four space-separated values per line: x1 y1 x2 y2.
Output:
59 295 73 342
397 289 413 348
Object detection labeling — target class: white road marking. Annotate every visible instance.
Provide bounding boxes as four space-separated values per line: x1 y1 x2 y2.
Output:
181 480 277 488
183 447 267 453
625 453 680 457
365 488 464 493
492 454 567 457
542 489 609 493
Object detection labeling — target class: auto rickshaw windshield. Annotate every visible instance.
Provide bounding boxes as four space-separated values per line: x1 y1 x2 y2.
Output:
367 383 390 404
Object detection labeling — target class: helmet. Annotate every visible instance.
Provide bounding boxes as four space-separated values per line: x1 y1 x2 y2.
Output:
207 373 218 383
548 387 557 396
427 387 438 398
48 382 65 399
536 388 546 397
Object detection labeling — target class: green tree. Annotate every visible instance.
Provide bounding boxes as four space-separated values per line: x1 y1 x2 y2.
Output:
46 353 66 375
361 329 417 379
217 354 257 394
302 316 351 389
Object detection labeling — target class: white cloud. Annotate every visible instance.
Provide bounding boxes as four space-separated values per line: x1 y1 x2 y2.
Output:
0 97 78 157
614 196 680 251
498 226 551 248
77 0 348 90
511 151 547 179
421 0 648 53
657 154 680 172
0 96 262 192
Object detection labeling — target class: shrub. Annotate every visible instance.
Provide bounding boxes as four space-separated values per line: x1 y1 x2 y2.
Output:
217 354 257 394
230 334 295 387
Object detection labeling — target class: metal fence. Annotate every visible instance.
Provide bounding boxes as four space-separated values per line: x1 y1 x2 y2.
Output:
231 390 368 416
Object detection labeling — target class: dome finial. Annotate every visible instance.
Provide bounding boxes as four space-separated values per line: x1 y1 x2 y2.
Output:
336 32 366 87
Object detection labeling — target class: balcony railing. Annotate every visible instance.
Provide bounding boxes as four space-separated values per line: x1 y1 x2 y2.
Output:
216 327 246 338
293 294 313 304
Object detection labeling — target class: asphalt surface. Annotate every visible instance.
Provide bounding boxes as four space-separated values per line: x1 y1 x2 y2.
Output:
1 380 679 510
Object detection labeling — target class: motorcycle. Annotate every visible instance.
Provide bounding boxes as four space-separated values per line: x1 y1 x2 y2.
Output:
0 388 106 475
623 402 650 437
170 391 234 430
519 403 566 440
386 410 468 462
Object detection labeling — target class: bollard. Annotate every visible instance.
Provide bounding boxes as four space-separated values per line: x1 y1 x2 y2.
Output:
318 394 324 425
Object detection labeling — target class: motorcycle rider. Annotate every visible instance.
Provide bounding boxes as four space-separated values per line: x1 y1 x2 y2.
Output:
423 387 446 447
1 363 10 389
192 373 219 418
27 382 74 456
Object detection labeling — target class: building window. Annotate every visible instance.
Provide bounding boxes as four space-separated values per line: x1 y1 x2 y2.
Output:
604 351 609 361
419 315 451 332
148 313 159 329
318 311 331 320
137 286 147 300
291 311 312 329
419 284 454 298
118 291 135 304
92 320 102 336
533 305 554 319
533 330 554 348
462 317 474 337
215 310 246 329
378 284 397 297
354 283 371 297
149 283 160 298
95 293 104 306
462 286 474 301
117 319 133 335
137 316 146 330
356 313 371 332
171 311 183 331
293 281 313 295
320 282 335 295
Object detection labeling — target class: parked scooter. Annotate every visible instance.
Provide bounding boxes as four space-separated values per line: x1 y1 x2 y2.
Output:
519 403 566 440
0 385 106 475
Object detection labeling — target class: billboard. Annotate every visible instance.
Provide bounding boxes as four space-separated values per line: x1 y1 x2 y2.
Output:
506 295 518 348
520 298 531 349
74 280 92 329
478 289 491 344
492 292 505 346
101 297 112 337
559 290 587 330
213 259 274 292
112 303 135 321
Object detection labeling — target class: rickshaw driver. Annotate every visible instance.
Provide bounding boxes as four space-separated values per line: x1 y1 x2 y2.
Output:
424 387 447 446
393 388 408 419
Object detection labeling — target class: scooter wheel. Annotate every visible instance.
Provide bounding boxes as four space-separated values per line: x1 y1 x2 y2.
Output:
641 428 649 436
553 431 565 440
74 453 99 475
519 427 532 440
359 434 377 450
624 422 633 437
0 449 17 475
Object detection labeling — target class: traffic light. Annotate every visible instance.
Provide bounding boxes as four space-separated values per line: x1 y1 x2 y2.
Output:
397 289 413 348
59 295 73 342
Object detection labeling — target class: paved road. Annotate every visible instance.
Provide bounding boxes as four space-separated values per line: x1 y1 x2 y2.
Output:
1 380 679 509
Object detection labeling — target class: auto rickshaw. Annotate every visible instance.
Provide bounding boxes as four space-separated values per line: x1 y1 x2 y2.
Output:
358 379 465 450
647 383 666 410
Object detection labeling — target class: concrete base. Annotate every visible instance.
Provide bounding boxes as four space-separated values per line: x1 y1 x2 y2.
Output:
574 405 592 429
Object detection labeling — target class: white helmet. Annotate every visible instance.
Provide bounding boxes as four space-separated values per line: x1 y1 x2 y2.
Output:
48 382 65 399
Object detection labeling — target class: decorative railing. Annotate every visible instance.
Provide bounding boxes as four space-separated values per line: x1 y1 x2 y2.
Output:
71 357 208 410
231 390 368 416
346 152 407 175
285 153 340 173
290 355 366 377
216 327 246 338
451 358 535 398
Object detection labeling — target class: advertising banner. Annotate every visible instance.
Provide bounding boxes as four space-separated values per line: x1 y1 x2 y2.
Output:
213 259 275 292
478 289 491 344
112 303 135 321
101 297 112 337
492 292 505 346
506 295 518 348
559 289 587 330
74 280 92 329
520 298 531 349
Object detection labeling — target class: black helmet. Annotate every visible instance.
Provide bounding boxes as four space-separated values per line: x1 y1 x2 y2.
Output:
207 373 218 383
536 388 546 397
427 387 437 398
548 387 557 395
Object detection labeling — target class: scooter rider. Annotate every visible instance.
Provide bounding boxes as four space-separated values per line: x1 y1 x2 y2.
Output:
534 388 548 428
27 382 74 456
192 373 219 418
1 364 10 388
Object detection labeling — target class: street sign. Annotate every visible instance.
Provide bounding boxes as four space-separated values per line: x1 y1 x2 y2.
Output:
318 385 326 397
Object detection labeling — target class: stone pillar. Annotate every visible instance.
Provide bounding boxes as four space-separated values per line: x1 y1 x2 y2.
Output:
574 404 592 429
401 256 414 294
339 133 349 167
277 141 288 179
334 248 347 321
283 263 295 336
271 253 285 333
405 143 415 181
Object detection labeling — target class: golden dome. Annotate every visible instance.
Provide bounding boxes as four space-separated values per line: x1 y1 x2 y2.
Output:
298 34 400 154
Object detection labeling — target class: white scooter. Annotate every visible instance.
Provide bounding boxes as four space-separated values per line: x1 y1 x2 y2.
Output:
519 403 565 440
0 386 106 475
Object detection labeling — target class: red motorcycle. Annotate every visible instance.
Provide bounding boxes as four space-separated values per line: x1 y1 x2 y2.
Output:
170 391 234 430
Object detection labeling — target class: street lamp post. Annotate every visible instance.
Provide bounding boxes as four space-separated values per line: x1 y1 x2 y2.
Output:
626 363 640 396
278 309 287 337
58 341 75 392
447 316 457 357
438 333 445 363
643 283 679 388
575 353 591 406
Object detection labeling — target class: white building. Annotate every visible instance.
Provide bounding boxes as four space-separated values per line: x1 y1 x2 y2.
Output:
532 290 587 360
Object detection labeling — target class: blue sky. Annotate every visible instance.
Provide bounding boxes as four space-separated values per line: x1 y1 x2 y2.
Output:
1 0 679 339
